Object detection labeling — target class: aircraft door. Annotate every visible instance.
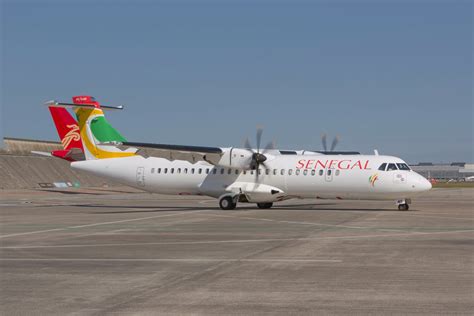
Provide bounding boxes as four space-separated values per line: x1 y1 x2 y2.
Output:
325 168 334 182
136 167 145 187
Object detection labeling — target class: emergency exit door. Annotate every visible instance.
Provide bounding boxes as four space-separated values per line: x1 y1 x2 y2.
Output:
136 167 145 187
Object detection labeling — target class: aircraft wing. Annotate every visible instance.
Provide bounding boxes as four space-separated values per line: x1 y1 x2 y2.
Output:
108 141 224 164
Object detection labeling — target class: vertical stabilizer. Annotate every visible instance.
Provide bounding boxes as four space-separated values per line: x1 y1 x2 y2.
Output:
71 96 135 160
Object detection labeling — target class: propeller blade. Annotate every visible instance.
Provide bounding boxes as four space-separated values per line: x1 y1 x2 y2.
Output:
321 133 327 151
256 126 263 153
330 135 340 152
243 137 253 151
262 140 275 155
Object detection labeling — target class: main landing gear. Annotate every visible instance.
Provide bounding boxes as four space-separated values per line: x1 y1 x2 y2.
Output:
257 202 273 209
396 198 411 211
219 196 237 210
218 195 274 210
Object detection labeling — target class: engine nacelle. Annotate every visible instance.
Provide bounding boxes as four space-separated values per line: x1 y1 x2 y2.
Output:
205 147 254 170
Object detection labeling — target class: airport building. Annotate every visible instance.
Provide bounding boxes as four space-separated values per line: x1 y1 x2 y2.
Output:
410 163 474 181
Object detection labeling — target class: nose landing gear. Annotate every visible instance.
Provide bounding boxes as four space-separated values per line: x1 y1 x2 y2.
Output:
396 198 411 211
398 204 409 211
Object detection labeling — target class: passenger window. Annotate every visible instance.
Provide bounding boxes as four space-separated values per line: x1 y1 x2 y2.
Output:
327 169 332 176
177 168 181 174
303 170 308 176
212 168 217 174
250 170 254 175
311 170 315 176
273 169 277 175
235 169 239 175
396 163 410 171
281 169 285 175
387 163 398 171
157 168 161 174
198 168 202 174
151 168 155 174
258 169 262 175
319 170 323 176
164 168 168 174
171 168 174 174
288 169 293 175
378 163 387 171
243 170 247 175
265 169 270 175
206 168 210 174
220 168 225 174
296 169 300 175
191 168 195 174
335 170 340 176
184 168 188 174
228 169 232 175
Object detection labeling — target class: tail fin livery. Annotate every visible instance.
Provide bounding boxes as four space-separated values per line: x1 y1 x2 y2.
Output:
46 96 136 160
47 107 85 161
49 107 83 151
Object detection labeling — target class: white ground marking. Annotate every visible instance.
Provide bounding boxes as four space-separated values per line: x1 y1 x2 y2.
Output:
0 210 209 239
66 228 131 239
203 213 406 232
382 213 474 221
0 258 342 263
2 229 472 249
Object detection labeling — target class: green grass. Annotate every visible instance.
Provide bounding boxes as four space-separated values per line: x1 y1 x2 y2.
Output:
432 182 474 188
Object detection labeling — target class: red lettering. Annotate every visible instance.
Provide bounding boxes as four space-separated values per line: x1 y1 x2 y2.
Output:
315 160 328 169
337 160 351 169
305 160 314 169
297 159 305 169
351 160 363 169
328 160 338 169
363 160 371 170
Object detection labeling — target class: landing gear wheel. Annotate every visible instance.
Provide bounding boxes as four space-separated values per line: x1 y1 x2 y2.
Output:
219 196 237 210
398 204 409 211
257 202 273 209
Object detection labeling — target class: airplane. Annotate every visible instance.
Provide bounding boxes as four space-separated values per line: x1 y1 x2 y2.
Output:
45 95 432 211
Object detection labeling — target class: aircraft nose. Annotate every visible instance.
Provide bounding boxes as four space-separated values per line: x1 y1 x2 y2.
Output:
411 173 432 192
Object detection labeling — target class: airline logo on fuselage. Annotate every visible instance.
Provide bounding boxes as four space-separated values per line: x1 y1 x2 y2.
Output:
296 159 371 170
369 174 379 186
61 124 81 148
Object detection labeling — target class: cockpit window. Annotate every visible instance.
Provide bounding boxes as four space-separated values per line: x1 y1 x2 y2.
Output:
387 163 398 171
378 163 387 171
396 163 410 170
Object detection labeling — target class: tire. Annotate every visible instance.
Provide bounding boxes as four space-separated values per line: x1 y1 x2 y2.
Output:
398 204 409 211
257 202 273 209
219 196 236 210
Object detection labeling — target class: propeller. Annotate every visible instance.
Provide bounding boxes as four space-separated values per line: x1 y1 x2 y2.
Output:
243 126 275 180
321 133 328 151
321 134 340 152
330 135 340 152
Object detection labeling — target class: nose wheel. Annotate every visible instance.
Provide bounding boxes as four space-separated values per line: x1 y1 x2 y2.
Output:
398 204 409 211
396 199 411 211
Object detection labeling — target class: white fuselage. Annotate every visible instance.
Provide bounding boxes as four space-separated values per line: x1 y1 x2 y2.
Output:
71 154 432 203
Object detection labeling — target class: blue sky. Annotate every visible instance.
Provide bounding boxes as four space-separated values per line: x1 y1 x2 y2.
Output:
1 0 472 163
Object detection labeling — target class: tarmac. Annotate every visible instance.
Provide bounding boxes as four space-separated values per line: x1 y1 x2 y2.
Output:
1 187 473 315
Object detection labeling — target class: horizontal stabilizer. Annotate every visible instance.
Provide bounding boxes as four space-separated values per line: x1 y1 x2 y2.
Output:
45 100 124 111
31 151 53 157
